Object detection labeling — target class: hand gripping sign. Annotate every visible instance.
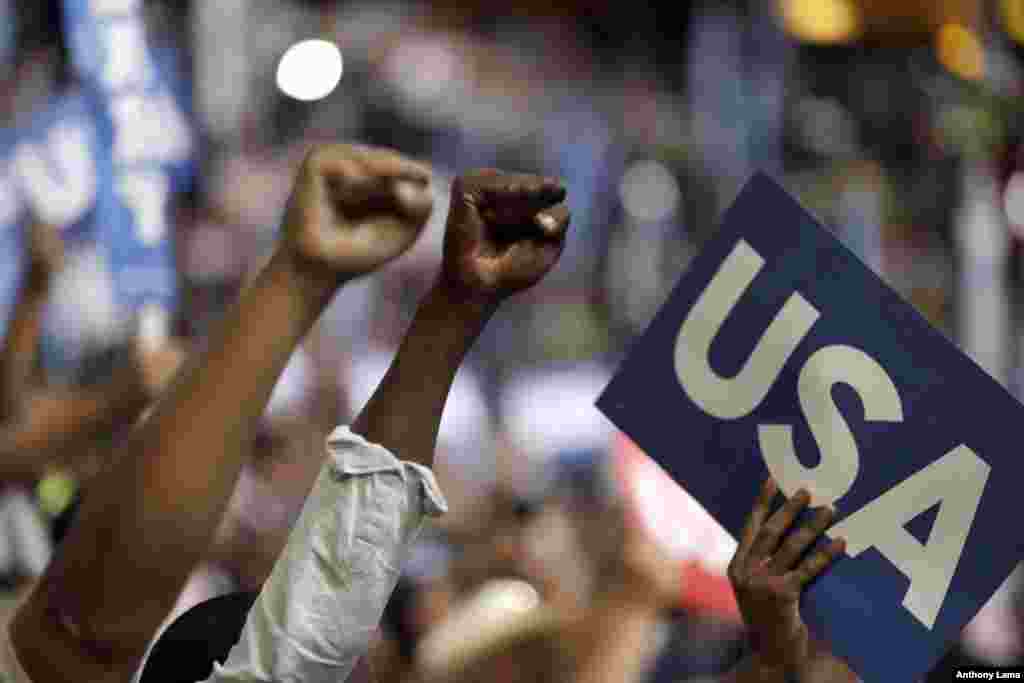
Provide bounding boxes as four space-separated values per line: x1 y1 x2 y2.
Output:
597 173 1024 683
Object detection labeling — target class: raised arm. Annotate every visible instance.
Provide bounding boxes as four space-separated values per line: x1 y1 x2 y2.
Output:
721 478 855 683
199 168 571 683
0 219 184 483
10 144 434 682
0 343 183 482
353 168 570 464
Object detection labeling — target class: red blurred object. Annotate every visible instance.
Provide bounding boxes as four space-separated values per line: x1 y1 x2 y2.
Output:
612 434 740 621
679 560 740 618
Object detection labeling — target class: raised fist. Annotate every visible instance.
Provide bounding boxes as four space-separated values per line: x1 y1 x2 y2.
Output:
282 144 433 279
440 169 570 302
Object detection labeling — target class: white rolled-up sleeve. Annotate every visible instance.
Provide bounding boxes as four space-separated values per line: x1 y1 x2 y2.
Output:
203 426 447 683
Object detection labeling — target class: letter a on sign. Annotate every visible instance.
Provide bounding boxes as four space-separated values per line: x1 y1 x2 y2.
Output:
830 445 990 629
597 173 1024 683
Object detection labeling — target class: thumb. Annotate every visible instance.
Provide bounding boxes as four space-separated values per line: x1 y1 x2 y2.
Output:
393 178 434 224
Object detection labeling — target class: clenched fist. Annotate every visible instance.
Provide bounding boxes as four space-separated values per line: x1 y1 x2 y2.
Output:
282 144 433 279
441 169 570 303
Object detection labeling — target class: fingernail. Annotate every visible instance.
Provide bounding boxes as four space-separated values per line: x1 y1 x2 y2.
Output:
538 213 557 232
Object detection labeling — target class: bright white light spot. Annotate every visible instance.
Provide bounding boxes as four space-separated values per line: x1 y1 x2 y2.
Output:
1005 172 1024 234
276 39 343 101
619 160 680 222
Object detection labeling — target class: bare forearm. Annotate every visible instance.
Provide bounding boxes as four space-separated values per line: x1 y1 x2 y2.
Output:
23 247 343 657
351 282 494 468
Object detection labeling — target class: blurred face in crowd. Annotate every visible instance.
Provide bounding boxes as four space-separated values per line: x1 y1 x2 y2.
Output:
518 500 594 612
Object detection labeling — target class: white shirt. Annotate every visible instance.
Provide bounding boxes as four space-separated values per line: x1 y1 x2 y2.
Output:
2 426 446 683
202 426 447 682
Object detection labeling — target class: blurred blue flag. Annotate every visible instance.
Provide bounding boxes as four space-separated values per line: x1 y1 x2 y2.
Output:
0 129 25 335
598 173 1024 683
61 0 194 330
12 90 106 245
3 90 108 344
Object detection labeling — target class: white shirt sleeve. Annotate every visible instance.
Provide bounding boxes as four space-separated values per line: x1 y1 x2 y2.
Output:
202 426 448 683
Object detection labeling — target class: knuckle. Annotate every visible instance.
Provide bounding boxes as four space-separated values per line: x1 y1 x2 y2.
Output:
306 143 337 166
777 540 799 561
302 146 325 173
792 527 817 546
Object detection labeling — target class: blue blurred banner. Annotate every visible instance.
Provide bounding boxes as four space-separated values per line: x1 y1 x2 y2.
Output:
0 130 25 335
4 90 107 340
597 173 1024 683
61 0 194 328
12 90 105 245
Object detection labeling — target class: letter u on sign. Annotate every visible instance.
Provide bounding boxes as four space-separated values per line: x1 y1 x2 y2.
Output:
674 239 820 420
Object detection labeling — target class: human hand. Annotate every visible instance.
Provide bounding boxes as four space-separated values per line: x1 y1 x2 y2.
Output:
282 144 433 280
439 169 569 305
727 478 845 676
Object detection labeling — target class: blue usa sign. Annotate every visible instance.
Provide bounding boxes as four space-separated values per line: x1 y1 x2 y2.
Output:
597 172 1024 683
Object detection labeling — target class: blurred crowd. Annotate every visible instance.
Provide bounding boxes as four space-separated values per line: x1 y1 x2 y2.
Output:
1 0 1024 681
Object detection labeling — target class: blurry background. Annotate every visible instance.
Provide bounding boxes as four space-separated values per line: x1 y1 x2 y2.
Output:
1 0 1023 681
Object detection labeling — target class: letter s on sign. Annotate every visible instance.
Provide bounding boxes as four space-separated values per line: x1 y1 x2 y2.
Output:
758 345 904 505
674 239 820 420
